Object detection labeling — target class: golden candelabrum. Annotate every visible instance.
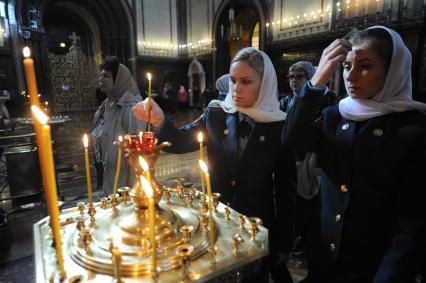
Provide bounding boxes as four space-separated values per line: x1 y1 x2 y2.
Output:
33 132 268 282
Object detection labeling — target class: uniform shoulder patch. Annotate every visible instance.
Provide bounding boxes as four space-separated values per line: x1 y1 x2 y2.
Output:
208 100 223 108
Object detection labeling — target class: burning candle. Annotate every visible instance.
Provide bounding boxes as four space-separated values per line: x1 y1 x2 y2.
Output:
112 135 123 198
140 176 157 276
31 106 66 279
23 47 40 107
147 72 152 132
199 160 215 253
197 132 206 197
83 134 93 207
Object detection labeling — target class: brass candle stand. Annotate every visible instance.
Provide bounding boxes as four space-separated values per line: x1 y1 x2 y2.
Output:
33 132 268 282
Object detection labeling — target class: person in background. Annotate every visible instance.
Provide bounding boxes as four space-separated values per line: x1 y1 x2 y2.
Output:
133 47 296 283
282 26 426 282
91 56 146 195
280 61 319 266
281 61 316 112
192 86 200 108
216 74 230 101
203 84 214 106
166 83 176 115
177 85 188 111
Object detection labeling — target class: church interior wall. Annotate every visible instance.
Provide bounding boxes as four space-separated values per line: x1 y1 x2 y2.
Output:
0 0 425 117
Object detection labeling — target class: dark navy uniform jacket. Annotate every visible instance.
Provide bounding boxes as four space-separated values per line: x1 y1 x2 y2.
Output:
282 84 426 283
157 104 297 253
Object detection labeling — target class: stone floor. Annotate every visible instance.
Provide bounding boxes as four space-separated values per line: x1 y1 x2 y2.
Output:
0 108 307 282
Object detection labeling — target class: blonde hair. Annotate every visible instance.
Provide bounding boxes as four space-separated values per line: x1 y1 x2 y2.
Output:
231 47 264 77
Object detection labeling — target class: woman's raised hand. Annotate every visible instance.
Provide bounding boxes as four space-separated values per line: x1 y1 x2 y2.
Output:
132 98 165 128
311 39 352 88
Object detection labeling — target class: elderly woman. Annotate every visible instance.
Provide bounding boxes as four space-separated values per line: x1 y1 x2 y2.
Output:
91 56 146 195
133 47 296 282
282 26 426 282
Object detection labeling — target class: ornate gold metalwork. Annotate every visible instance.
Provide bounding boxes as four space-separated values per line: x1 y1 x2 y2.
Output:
48 33 98 112
33 133 269 282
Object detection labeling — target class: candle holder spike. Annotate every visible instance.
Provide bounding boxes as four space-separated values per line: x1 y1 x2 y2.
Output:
248 217 263 241
184 189 195 208
180 225 194 244
177 244 194 279
76 216 85 231
232 234 244 256
239 215 246 231
100 197 108 209
225 207 231 223
118 187 129 205
77 202 85 215
80 227 92 253
88 206 96 225
211 192 221 213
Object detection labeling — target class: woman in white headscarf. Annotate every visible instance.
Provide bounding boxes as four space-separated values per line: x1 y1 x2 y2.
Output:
215 74 230 101
91 57 146 195
282 26 426 282
133 47 296 283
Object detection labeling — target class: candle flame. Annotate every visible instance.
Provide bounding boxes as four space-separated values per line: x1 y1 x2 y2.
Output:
197 132 203 143
147 72 152 81
139 156 149 172
140 175 153 198
118 135 123 142
23 47 31 58
31 105 48 125
199 159 208 174
83 134 89 148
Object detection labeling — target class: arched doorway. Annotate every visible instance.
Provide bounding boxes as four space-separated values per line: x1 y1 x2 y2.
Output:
187 57 206 107
212 0 266 84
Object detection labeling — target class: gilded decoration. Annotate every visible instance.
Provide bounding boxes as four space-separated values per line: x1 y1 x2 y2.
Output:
48 32 98 112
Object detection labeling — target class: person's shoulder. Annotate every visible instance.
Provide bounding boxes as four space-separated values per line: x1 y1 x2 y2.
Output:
203 100 227 122
393 110 426 135
119 92 142 105
205 100 225 114
207 99 223 108
321 105 340 121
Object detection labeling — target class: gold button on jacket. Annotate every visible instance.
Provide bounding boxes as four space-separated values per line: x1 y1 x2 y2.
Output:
340 185 348 193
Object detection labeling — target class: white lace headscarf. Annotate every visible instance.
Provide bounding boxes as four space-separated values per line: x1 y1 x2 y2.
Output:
339 25 426 121
218 47 286 123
